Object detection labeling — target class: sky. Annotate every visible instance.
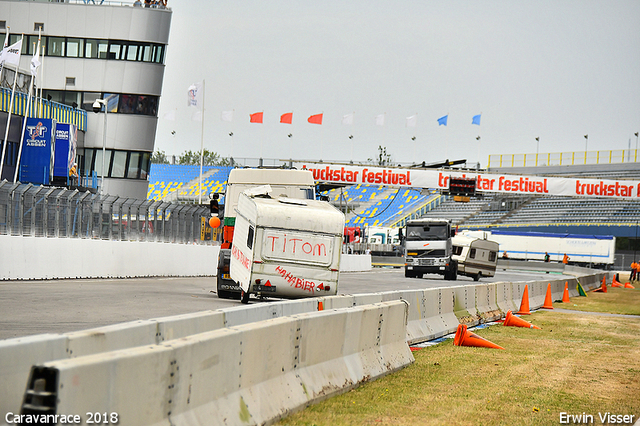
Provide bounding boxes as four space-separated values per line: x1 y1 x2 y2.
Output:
153 0 640 168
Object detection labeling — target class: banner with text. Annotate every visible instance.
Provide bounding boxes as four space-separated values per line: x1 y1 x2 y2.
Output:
292 162 640 200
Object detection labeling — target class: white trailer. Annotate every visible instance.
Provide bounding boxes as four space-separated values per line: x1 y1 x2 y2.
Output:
230 187 345 303
461 229 615 266
452 233 499 281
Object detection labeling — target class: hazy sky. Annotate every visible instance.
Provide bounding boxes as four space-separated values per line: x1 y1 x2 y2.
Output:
154 0 640 168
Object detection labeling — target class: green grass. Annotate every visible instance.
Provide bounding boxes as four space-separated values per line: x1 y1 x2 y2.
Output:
561 285 640 316
276 309 640 426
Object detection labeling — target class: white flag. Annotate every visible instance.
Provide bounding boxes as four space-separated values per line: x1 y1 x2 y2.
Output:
221 110 234 122
163 109 176 121
2 30 9 49
342 113 354 125
30 46 41 77
0 39 22 67
375 113 385 126
406 114 417 128
187 82 203 108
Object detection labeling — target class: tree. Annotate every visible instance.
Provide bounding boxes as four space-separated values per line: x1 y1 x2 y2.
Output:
151 150 169 164
367 145 393 166
178 149 232 166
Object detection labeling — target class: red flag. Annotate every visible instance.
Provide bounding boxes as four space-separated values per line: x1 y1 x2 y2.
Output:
250 112 263 123
308 113 323 125
280 112 293 124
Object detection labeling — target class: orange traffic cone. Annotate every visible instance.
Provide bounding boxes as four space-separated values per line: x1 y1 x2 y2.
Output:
625 282 635 289
541 283 554 309
594 276 608 293
612 275 624 288
503 310 541 329
453 324 504 350
516 285 531 315
562 282 570 303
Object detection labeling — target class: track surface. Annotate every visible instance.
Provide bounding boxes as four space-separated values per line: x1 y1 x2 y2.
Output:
0 268 570 340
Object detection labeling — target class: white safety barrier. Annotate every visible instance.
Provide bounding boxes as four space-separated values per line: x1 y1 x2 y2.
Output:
339 254 372 272
19 301 413 426
0 268 611 422
0 235 220 280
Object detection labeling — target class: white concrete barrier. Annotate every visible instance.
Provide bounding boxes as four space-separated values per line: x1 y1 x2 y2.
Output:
0 235 219 280
452 285 479 325
20 301 413 426
339 254 372 272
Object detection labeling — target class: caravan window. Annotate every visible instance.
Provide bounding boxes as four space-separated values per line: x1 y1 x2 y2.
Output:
247 226 255 249
469 248 476 259
489 251 497 262
453 245 463 256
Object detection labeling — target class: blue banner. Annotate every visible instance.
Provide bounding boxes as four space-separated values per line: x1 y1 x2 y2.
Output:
19 118 56 185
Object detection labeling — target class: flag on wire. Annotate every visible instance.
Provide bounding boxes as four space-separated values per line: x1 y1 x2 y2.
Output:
472 114 481 125
406 115 417 128
437 115 448 126
187 82 203 107
342 113 354 125
375 114 385 126
250 112 263 123
280 112 293 124
308 113 323 125
221 110 234 122
0 39 22 67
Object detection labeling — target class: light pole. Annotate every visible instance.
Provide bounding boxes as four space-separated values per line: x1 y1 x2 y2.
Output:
92 95 117 196
535 137 540 166
635 132 639 161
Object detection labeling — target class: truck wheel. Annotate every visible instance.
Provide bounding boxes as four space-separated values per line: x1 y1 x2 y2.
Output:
240 290 250 304
404 269 414 278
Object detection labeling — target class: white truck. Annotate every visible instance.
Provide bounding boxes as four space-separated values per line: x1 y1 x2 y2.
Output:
403 218 457 280
230 187 345 303
451 231 499 281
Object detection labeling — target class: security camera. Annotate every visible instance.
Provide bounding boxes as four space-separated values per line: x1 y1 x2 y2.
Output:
92 100 102 114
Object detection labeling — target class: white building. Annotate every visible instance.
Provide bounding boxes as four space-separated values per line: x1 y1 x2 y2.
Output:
0 0 172 199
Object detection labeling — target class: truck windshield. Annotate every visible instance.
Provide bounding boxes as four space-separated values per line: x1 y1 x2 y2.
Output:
406 224 448 241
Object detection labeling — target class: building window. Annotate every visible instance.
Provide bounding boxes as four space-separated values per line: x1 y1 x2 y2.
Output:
47 37 65 57
66 38 84 58
34 23 44 32
111 151 127 178
81 149 151 181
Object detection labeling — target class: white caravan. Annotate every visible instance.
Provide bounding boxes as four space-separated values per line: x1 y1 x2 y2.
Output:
451 233 499 281
230 187 345 303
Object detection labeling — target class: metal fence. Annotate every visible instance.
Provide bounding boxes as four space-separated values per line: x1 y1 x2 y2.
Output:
0 181 219 244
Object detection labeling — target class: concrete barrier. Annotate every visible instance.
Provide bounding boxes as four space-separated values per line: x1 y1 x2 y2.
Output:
20 301 413 426
0 235 219 280
339 254 372 272
452 285 479 325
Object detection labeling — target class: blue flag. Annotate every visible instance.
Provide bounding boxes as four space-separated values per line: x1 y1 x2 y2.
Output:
472 114 481 125
437 115 448 126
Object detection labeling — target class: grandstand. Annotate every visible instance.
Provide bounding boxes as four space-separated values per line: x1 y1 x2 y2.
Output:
146 160 640 241
147 164 233 202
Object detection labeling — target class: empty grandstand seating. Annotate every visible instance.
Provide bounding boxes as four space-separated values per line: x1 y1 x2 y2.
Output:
147 164 233 201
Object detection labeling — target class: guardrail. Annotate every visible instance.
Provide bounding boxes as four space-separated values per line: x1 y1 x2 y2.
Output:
0 267 609 425
488 149 638 168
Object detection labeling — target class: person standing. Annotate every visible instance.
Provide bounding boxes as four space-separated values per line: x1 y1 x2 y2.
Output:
631 260 638 281
562 253 569 264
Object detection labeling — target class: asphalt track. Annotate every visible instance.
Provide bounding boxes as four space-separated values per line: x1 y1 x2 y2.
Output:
0 267 571 340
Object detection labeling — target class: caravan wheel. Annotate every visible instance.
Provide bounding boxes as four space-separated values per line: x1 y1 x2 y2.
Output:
240 290 250 304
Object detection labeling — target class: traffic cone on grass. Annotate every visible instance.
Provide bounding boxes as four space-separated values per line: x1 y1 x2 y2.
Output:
516 285 531 315
562 282 570 303
541 283 554 309
503 310 541 329
612 275 624 288
453 324 504 350
593 276 607 293
625 282 635 289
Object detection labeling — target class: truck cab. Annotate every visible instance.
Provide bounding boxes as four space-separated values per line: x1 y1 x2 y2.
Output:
403 218 457 280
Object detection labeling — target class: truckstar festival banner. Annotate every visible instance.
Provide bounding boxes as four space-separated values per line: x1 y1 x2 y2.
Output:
292 162 640 200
